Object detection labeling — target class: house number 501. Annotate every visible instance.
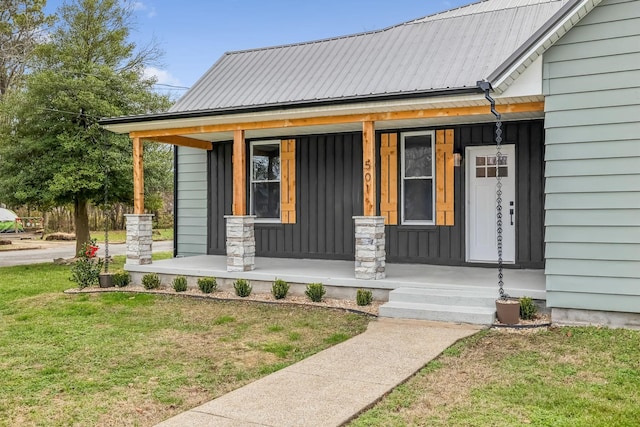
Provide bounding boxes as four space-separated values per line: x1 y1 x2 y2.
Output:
364 160 372 182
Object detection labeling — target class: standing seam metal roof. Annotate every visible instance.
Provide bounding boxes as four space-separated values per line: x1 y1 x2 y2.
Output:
169 0 570 113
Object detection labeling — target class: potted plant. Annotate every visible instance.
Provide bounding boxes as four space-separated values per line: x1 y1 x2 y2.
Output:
496 295 520 324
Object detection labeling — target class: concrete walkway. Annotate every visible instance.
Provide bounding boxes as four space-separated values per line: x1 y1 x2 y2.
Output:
156 318 482 427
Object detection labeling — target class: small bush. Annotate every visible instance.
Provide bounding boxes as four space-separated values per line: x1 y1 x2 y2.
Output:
356 289 373 306
233 279 252 297
142 273 161 290
112 271 130 287
198 277 217 294
172 276 188 292
305 282 326 302
272 278 290 300
519 296 538 320
70 241 104 289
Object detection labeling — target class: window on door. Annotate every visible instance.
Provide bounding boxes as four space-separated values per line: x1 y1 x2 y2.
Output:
250 141 280 221
401 131 435 224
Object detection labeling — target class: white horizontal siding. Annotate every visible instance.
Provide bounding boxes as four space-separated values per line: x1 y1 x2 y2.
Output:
545 140 640 160
546 192 640 209
546 242 640 261
545 70 640 95
547 275 640 295
546 209 640 226
545 175 640 193
545 122 639 143
545 226 640 243
176 147 208 257
543 0 640 313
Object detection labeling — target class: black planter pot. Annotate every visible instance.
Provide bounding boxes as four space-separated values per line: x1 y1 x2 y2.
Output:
99 273 114 288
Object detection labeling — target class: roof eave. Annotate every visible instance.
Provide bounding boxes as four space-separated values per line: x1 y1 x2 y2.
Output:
488 0 603 93
99 86 481 127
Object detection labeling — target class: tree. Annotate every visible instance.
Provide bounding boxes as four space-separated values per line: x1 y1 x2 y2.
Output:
0 0 171 255
0 0 53 97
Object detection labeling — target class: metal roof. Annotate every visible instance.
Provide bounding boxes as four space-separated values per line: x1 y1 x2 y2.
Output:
169 0 570 113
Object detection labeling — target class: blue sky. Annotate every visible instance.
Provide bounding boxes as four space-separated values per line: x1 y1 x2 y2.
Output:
45 0 475 94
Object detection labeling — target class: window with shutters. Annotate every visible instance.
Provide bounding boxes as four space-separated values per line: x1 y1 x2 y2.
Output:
250 141 280 221
401 130 435 224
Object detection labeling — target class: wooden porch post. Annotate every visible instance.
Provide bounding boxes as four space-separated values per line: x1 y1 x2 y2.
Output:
132 136 144 214
362 121 376 216
233 129 246 215
354 120 385 279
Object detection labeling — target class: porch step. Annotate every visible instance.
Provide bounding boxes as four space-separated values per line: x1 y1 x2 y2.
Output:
387 287 496 308
379 287 497 325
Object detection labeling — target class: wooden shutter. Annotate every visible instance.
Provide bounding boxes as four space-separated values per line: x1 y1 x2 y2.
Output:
435 129 455 226
380 133 398 225
280 139 296 224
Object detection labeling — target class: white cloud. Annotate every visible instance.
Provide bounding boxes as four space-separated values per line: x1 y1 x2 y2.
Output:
130 1 156 18
143 66 183 87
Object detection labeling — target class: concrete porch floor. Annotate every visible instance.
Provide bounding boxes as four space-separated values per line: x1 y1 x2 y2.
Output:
125 255 545 300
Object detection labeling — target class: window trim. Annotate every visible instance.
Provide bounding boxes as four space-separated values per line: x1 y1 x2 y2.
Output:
249 140 281 223
400 130 436 225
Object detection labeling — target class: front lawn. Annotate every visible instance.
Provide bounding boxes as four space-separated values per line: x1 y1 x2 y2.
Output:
351 327 640 426
0 254 369 426
90 227 173 243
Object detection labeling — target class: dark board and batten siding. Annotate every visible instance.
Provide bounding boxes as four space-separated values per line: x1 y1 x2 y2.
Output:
206 121 544 267
208 142 233 255
208 133 363 259
383 121 545 268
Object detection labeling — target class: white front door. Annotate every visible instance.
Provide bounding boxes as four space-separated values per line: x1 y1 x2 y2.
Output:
466 145 516 263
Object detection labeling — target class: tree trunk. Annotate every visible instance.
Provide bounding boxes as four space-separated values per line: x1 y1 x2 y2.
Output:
74 198 91 256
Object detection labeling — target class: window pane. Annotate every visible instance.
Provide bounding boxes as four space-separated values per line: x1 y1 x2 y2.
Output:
404 135 432 177
252 144 280 181
404 179 433 221
252 182 280 218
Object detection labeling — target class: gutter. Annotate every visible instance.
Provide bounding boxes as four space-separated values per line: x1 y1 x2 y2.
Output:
98 86 479 126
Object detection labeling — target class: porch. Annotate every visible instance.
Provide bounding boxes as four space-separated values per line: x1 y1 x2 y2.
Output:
125 255 545 324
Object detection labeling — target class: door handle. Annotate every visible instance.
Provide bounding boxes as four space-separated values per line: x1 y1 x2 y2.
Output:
510 209 514 226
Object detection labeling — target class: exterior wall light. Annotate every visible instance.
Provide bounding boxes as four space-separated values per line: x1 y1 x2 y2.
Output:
453 151 463 167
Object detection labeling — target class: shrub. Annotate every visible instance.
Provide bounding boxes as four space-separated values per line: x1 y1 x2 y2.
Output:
112 271 130 287
519 296 538 320
356 289 373 306
70 241 104 289
142 273 161 290
233 279 252 297
172 276 188 292
197 277 217 294
305 283 326 302
272 278 290 300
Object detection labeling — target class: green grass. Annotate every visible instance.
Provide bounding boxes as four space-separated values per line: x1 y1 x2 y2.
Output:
90 227 173 243
0 253 369 426
350 327 640 427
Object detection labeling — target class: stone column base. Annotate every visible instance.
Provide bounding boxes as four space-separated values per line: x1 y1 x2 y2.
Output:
225 215 256 272
125 214 154 265
354 216 386 280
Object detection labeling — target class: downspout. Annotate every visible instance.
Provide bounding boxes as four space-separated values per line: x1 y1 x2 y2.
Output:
477 80 508 300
